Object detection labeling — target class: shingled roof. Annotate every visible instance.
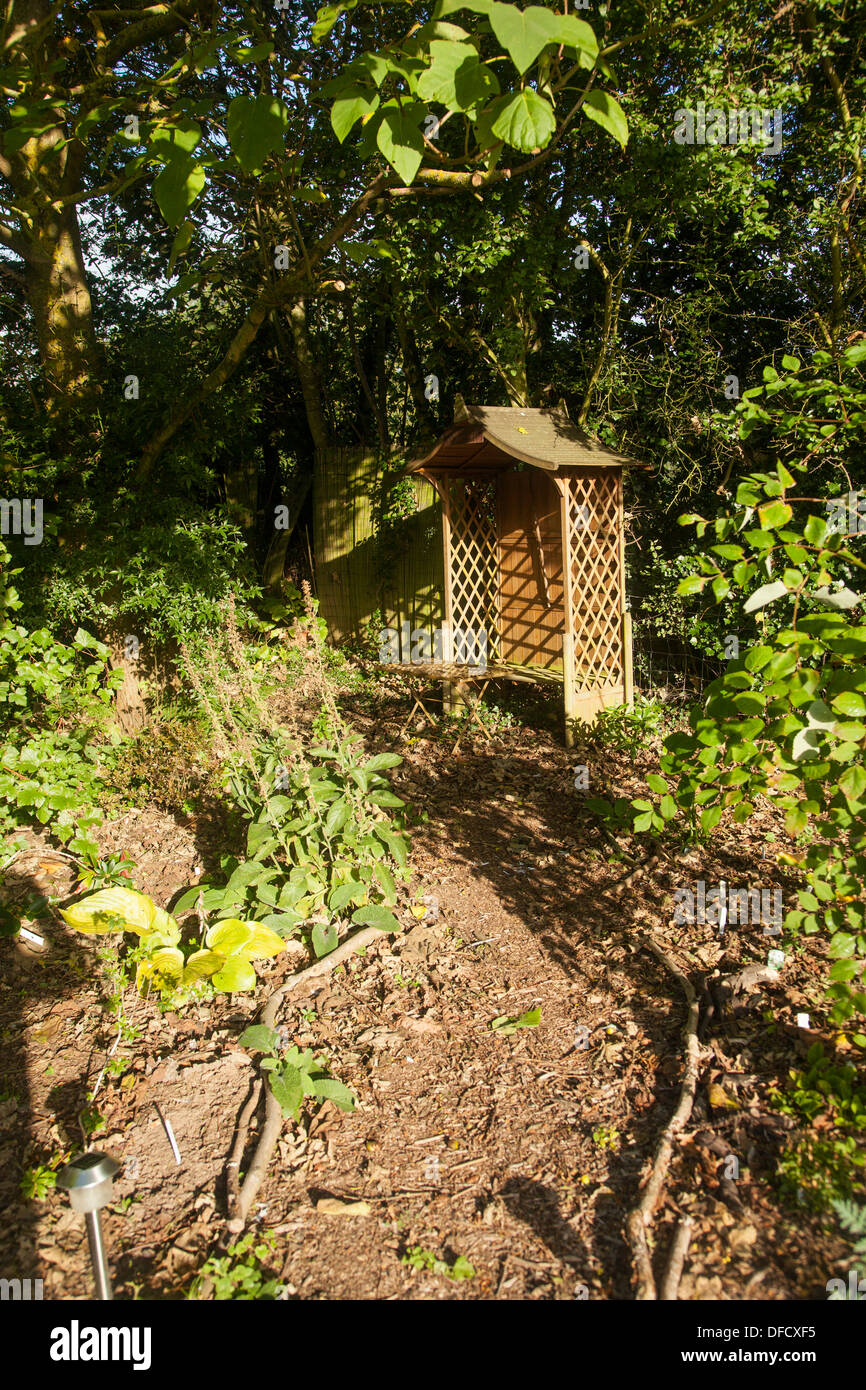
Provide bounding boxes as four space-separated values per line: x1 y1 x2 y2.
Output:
406 405 645 475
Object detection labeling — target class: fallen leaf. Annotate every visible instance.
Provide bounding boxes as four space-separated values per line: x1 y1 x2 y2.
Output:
316 1198 371 1217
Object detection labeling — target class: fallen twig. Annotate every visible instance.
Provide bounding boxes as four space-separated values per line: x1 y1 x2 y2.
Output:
605 853 660 895
659 1214 694 1301
227 924 384 1232
226 1078 262 1225
626 933 703 1300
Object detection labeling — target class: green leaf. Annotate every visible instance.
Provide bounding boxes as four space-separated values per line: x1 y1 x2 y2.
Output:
701 804 723 834
363 752 403 771
312 921 339 957
804 515 827 547
238 1024 279 1053
833 691 866 717
328 879 366 911
331 84 380 143
490 88 555 152
840 767 866 804
148 120 201 159
416 40 499 115
211 956 257 992
226 94 289 174
376 103 426 183
374 827 409 867
309 1077 356 1112
744 580 788 613
488 2 561 73
677 576 705 596
325 797 350 835
269 1063 304 1119
351 905 401 932
757 500 792 530
153 157 205 227
581 89 629 149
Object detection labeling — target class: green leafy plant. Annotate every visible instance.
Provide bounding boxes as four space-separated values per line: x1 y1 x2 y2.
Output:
771 1043 866 1212
572 696 668 757
588 344 866 1022
76 849 136 892
187 1231 282 1301
0 540 121 846
239 1024 356 1120
591 1125 621 1152
401 1246 475 1281
829 1199 866 1299
174 592 411 959
20 1164 57 1200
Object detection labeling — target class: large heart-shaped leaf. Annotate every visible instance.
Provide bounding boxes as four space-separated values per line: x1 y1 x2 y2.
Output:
226 94 289 174
416 40 499 116
153 157 205 227
491 89 555 153
147 120 202 160
331 84 380 143
376 103 426 184
488 3 560 74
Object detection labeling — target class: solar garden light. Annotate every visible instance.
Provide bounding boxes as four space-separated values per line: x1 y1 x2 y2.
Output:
57 1152 121 1300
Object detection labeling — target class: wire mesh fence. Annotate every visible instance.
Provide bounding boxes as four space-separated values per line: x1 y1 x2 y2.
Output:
630 607 725 702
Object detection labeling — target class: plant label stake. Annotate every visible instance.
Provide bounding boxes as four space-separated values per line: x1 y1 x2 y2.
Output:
57 1152 121 1299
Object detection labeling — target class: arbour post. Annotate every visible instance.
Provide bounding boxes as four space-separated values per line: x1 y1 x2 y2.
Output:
558 476 578 748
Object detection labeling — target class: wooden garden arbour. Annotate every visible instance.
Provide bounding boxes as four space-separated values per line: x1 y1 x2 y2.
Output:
404 404 645 747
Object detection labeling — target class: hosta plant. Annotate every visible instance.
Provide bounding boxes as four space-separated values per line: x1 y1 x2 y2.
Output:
60 886 286 999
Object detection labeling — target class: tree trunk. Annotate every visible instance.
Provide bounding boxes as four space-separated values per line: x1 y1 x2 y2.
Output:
3 1 100 405
26 187 100 404
285 297 330 453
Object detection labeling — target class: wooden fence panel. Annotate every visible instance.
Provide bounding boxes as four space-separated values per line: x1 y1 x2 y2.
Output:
314 447 444 651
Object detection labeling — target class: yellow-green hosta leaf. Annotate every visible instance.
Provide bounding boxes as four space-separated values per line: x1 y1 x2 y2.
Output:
151 905 180 938
205 919 254 956
139 924 182 951
136 947 185 992
244 925 287 960
182 949 224 981
61 887 157 935
212 956 257 993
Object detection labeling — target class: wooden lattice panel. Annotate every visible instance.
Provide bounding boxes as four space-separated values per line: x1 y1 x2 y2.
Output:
497 470 564 669
565 471 623 691
445 477 501 661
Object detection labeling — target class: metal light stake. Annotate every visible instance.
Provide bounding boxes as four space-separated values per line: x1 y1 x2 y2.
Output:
57 1152 121 1300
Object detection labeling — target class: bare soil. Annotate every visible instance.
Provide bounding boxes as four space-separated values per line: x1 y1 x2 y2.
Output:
0 686 853 1300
